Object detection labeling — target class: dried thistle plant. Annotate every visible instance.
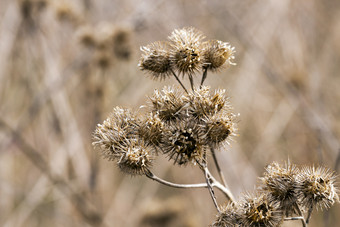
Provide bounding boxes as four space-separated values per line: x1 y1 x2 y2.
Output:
92 27 339 226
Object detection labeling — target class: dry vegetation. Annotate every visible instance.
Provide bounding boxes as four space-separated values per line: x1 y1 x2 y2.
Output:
0 0 340 226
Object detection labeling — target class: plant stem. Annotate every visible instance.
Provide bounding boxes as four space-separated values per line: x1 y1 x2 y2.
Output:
144 169 234 203
200 67 208 87
204 164 235 202
210 145 228 188
294 203 307 227
170 69 188 93
188 74 195 91
305 204 313 224
202 162 221 213
145 170 207 188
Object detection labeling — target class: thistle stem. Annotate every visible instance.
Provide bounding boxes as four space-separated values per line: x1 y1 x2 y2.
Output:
284 217 305 221
204 164 235 202
305 204 313 224
145 170 207 188
210 145 228 188
200 67 208 87
294 203 307 227
170 69 188 93
204 165 220 213
188 74 195 91
144 169 234 203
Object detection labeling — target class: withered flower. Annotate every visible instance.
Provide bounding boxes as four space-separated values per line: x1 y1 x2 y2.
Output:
138 113 164 147
202 113 236 148
212 202 241 227
298 166 339 210
202 40 235 71
259 162 301 216
117 139 154 175
139 41 172 80
239 192 283 227
149 86 187 122
160 119 206 165
168 27 205 75
185 87 231 118
92 107 140 160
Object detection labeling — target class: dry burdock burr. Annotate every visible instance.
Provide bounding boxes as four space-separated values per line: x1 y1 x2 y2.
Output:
93 27 339 226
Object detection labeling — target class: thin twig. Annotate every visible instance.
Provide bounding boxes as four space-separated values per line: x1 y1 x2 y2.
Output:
294 203 307 227
210 145 228 187
284 217 305 221
145 170 207 188
202 163 221 213
200 67 208 87
306 204 313 224
188 73 195 91
170 69 188 93
204 164 235 202
144 169 234 203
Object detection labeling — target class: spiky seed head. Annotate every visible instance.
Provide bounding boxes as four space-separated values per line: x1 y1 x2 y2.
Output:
149 86 186 122
259 161 301 216
239 192 283 227
203 114 236 148
298 166 339 210
212 202 241 227
202 40 235 71
184 87 231 118
139 41 172 80
138 113 164 147
92 107 139 160
168 27 205 75
160 119 206 165
117 139 154 175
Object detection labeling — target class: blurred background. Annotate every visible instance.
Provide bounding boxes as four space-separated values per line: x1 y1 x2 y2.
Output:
0 0 339 226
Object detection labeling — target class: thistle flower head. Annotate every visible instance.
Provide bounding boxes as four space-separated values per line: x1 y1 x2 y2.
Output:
138 113 164 147
298 166 339 210
259 161 301 216
160 119 206 165
149 86 186 122
239 193 283 227
139 41 172 80
168 27 205 75
185 86 231 118
117 139 154 175
92 107 139 160
202 40 235 71
212 202 241 227
202 113 236 148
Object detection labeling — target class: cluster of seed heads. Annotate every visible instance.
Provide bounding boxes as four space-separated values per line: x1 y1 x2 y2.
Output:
139 27 235 81
92 27 339 227
93 27 237 174
213 162 339 227
93 86 237 174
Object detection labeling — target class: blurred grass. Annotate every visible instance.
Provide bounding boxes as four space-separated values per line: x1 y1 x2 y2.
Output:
0 0 339 226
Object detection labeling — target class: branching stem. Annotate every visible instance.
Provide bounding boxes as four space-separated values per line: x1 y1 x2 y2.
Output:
305 204 313 224
200 67 208 87
144 169 234 203
145 170 207 188
294 203 307 227
210 145 228 188
170 69 188 93
188 74 195 91
203 163 221 213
